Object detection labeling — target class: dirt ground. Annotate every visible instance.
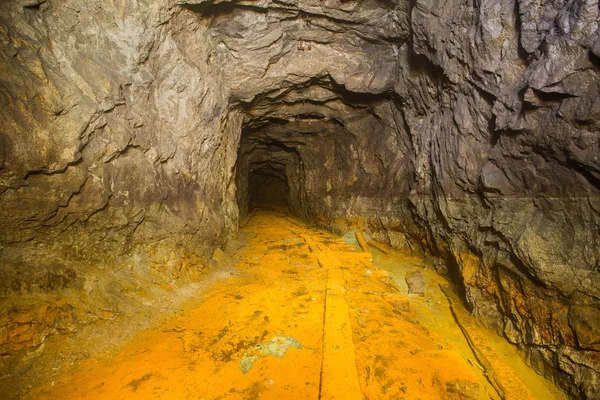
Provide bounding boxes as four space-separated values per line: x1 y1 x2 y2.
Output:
14 210 567 399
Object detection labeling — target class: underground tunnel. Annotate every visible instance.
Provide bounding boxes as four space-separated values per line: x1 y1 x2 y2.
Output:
1 0 599 399
247 165 290 209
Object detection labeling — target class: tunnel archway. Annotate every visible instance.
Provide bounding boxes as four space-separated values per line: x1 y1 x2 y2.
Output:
234 80 414 230
248 164 290 209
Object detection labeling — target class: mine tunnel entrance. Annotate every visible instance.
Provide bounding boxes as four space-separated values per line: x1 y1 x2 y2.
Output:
233 81 402 222
235 124 304 216
248 165 290 209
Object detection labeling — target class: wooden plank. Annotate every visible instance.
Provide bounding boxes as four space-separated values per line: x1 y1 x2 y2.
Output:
320 267 364 400
366 240 389 254
301 232 364 398
300 234 321 253
354 231 368 252
440 285 535 400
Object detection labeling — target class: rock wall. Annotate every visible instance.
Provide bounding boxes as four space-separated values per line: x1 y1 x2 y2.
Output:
1 0 599 397
404 1 600 397
0 0 241 372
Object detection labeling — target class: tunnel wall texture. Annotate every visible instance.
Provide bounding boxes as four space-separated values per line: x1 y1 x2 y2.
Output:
1 0 599 397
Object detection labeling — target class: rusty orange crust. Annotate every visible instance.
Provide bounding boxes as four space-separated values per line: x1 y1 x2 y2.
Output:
32 211 565 400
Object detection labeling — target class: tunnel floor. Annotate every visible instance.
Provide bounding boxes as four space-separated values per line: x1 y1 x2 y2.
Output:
31 211 566 400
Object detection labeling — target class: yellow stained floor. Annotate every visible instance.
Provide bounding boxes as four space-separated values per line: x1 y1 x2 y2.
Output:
31 211 566 400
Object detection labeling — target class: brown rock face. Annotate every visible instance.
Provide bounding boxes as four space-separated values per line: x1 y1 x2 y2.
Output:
0 0 599 397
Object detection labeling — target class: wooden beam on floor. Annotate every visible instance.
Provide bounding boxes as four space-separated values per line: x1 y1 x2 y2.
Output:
440 284 536 400
366 239 389 254
319 251 364 400
354 231 368 252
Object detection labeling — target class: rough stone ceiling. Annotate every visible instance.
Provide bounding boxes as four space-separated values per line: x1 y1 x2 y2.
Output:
181 0 406 101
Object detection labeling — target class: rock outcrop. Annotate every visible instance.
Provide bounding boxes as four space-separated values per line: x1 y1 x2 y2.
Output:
1 0 598 397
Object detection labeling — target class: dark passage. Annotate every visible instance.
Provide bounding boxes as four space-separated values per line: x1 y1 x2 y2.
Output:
248 167 289 209
235 123 304 216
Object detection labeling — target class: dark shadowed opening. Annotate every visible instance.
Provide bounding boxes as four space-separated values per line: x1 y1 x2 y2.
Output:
248 167 289 209
235 122 304 216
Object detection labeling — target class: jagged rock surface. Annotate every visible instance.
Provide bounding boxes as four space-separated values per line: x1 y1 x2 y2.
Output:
0 0 599 397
